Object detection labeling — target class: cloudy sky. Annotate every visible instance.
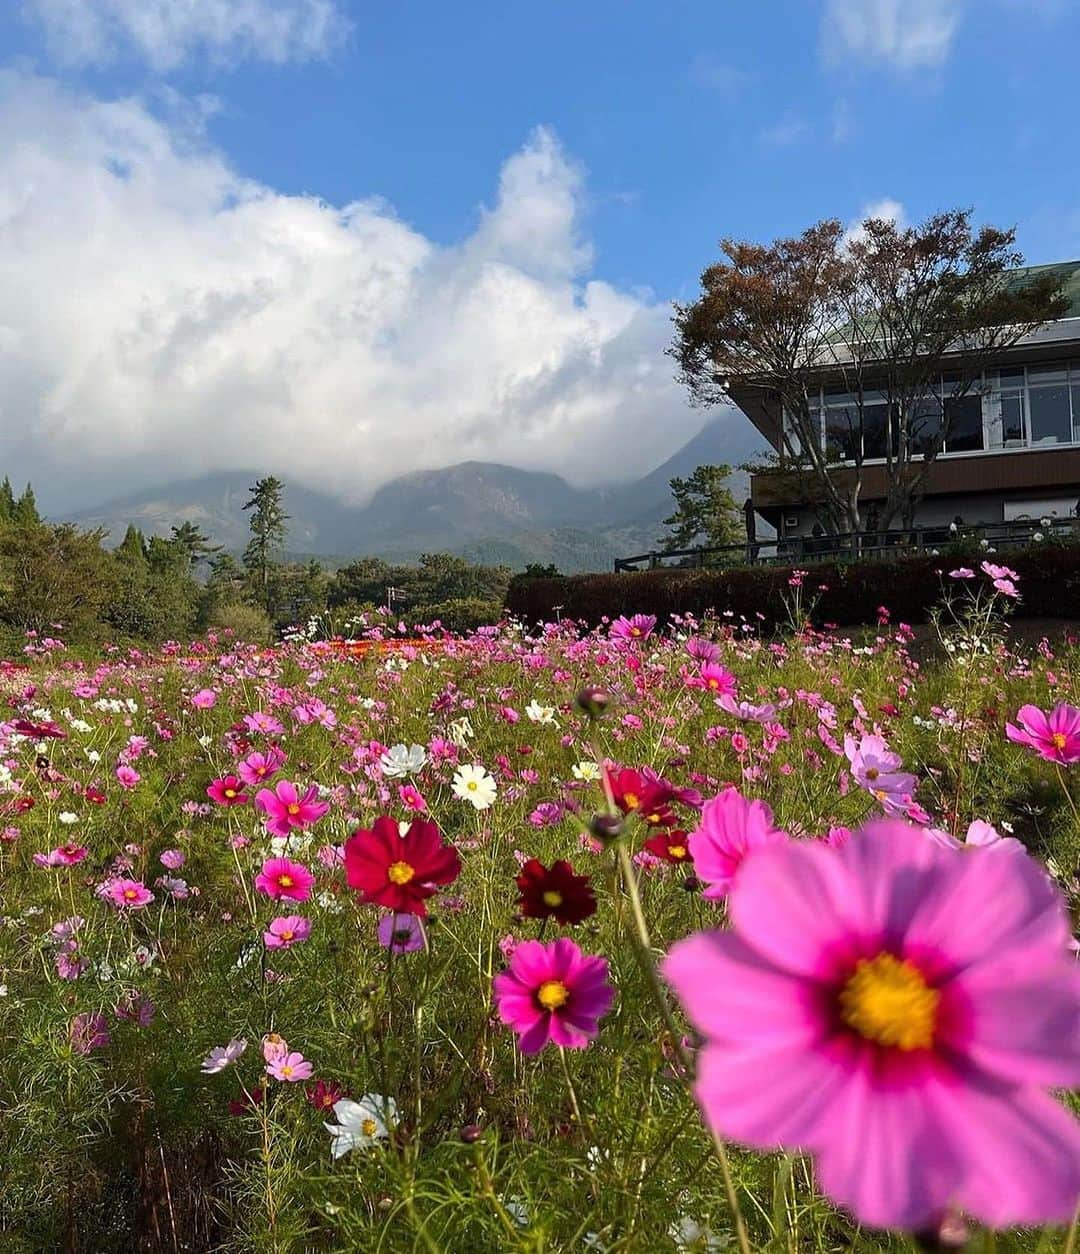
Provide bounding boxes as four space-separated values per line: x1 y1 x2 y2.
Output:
1 0 1077 512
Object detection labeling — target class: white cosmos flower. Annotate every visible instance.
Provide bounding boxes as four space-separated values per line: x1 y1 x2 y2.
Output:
524 700 557 725
325 1094 396 1159
670 1216 723 1252
379 743 427 778
86 749 101 764
201 1037 248 1074
58 812 78 825
452 764 497 810
572 761 600 782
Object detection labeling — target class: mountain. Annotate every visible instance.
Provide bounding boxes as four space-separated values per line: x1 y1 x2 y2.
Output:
65 417 768 573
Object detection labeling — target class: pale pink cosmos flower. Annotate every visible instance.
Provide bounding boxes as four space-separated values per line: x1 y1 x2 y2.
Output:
160 848 185 870
115 765 140 789
927 820 1026 856
254 780 330 838
191 689 217 709
238 747 287 787
1006 703 1080 765
717 693 778 723
263 915 312 949
844 734 917 803
688 787 788 899
267 1050 313 1082
70 1012 110 1055
948 568 975 579
243 711 284 735
201 1038 248 1074
663 821 1080 1232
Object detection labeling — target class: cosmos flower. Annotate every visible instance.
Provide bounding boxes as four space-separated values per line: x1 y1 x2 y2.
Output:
493 937 614 1054
379 743 427 778
376 912 425 954
344 817 460 916
207 775 249 807
325 1094 397 1159
515 859 597 925
237 747 287 787
451 763 498 810
663 821 1080 1232
201 1038 248 1074
263 915 312 949
609 614 657 644
255 780 330 837
688 787 787 899
101 878 155 909
254 857 315 903
266 1051 314 1082
1005 703 1080 766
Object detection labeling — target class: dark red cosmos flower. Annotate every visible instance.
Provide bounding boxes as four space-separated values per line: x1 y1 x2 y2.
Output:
643 829 694 866
607 767 677 827
228 1086 264 1117
306 1079 345 1112
344 816 460 916
12 718 66 740
85 787 107 805
515 859 596 925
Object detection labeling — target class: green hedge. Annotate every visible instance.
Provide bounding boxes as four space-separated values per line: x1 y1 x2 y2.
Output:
505 544 1080 628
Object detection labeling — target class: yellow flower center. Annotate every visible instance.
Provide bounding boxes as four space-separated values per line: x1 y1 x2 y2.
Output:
865 767 879 781
541 890 563 908
839 953 938 1051
466 780 478 791
277 874 293 888
536 979 570 1011
224 788 236 798
123 888 138 900
388 861 415 885
707 678 719 690
623 792 639 810
630 627 641 636
280 930 294 942
287 803 301 815
281 1064 293 1078
361 1118 378 1137
1051 732 1067 750
669 844 687 860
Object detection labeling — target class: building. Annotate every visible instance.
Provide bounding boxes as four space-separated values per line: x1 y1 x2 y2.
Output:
736 260 1080 543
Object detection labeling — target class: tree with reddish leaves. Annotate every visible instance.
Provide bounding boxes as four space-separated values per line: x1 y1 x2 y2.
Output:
671 210 1068 533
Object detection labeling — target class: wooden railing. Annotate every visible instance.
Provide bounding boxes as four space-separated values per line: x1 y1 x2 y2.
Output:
613 516 1080 573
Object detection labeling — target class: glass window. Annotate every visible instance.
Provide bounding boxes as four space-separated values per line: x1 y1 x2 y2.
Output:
944 395 984 452
1029 365 1068 385
862 402 893 459
910 396 944 454
825 404 860 461
1072 385 1080 441
1000 394 1025 444
1028 384 1072 444
996 367 1025 390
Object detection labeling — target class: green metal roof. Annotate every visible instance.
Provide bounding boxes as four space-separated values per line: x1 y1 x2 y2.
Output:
1007 260 1080 317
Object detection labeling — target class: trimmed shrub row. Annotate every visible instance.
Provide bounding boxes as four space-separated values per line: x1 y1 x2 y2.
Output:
505 544 1080 628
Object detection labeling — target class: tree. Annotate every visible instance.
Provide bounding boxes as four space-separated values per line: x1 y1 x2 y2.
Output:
0 478 14 524
660 464 743 551
170 521 221 571
12 483 40 526
671 210 1069 533
242 477 289 608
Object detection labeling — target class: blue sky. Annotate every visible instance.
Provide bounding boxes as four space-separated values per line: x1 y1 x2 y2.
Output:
1 0 1078 508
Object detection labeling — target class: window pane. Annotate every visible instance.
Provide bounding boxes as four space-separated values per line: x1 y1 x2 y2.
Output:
1028 384 1072 444
825 405 859 461
1001 394 1025 444
996 367 1025 389
862 403 891 459
944 395 984 452
1072 385 1080 440
1029 364 1068 384
910 397 943 454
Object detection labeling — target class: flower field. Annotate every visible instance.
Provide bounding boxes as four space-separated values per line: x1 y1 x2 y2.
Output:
1 570 1078 1252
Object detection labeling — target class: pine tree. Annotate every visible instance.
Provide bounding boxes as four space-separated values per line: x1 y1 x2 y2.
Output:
12 483 40 526
116 524 149 566
170 521 221 571
660 465 744 552
0 477 14 524
242 477 289 609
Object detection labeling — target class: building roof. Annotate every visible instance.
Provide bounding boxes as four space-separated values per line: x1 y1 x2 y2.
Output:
1007 260 1080 317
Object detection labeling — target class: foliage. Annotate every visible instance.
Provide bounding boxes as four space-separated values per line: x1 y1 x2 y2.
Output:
243 476 290 609
659 463 743 552
329 552 512 613
207 599 275 643
506 542 1080 627
671 209 1069 532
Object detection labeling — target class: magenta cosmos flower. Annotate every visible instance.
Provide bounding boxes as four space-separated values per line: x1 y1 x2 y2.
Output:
255 857 315 902
255 780 330 837
610 613 657 643
493 937 614 1054
688 787 787 900
102 878 155 909
207 775 248 806
1006 703 1080 766
663 821 1080 1232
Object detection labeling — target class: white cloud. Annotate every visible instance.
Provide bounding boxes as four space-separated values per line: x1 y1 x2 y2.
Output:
822 0 963 70
761 116 810 146
687 53 752 98
21 0 350 71
0 72 706 511
842 198 907 248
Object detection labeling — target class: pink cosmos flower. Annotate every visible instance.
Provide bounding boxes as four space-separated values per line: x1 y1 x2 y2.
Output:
237 747 286 788
927 820 1026 856
191 689 217 709
207 775 248 806
377 912 425 954
115 765 140 789
254 780 330 837
398 783 427 812
948 568 975 579
202 1038 248 1074
160 848 185 869
610 614 657 644
844 734 918 802
40 844 88 867
717 693 778 723
663 821 1080 1232
267 1051 314 1082
981 560 1019 582
493 937 614 1054
254 857 315 902
1006 703 1080 765
697 663 738 696
263 915 312 949
243 711 284 735
688 787 788 899
70 1012 110 1055
102 878 154 909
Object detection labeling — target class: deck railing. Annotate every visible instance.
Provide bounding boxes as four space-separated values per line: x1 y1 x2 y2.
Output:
613 516 1080 573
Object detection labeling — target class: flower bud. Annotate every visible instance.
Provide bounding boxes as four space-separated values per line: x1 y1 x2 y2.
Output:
460 1123 484 1144
575 687 612 720
588 813 624 846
